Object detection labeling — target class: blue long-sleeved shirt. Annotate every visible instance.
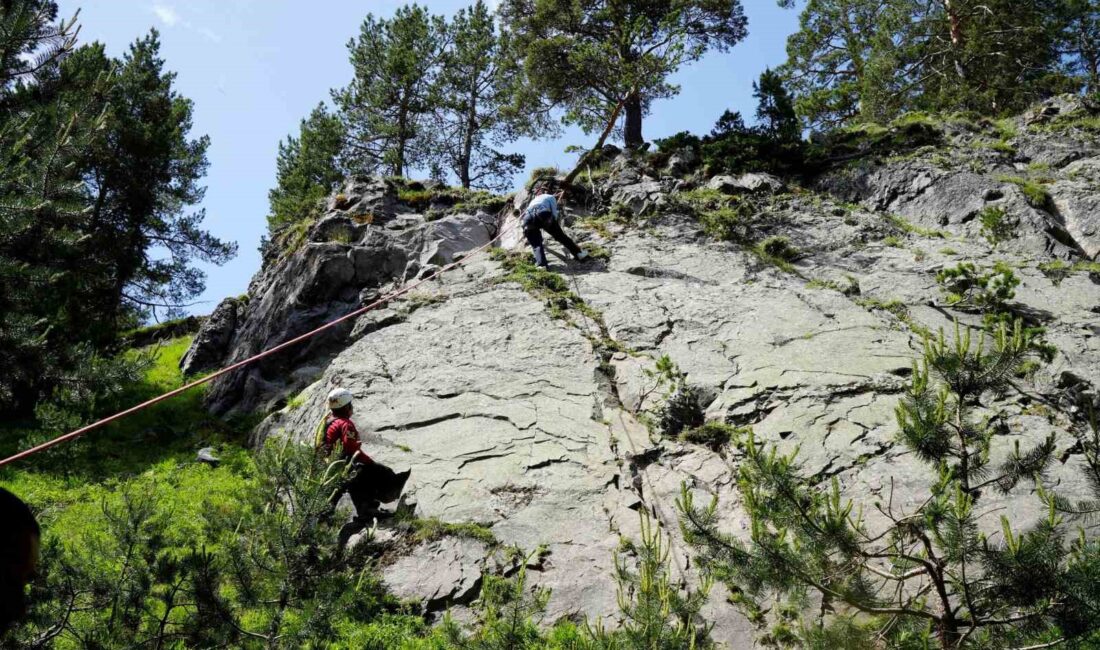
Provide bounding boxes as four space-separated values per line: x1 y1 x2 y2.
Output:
523 194 559 222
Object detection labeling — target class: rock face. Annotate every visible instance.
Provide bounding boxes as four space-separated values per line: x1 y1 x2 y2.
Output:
186 177 503 414
190 98 1100 646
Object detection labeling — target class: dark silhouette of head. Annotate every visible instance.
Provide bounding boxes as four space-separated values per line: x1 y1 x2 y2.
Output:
331 403 353 419
1 487 39 634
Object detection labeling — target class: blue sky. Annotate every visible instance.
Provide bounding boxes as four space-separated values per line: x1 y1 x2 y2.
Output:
68 1 800 316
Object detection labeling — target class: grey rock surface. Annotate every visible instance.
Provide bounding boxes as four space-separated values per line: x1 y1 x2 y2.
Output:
194 100 1100 646
180 297 241 376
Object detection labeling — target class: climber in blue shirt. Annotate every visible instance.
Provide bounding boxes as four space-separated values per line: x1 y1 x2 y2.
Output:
521 183 589 268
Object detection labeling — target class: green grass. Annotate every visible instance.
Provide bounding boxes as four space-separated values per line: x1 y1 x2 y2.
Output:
581 242 612 262
993 118 1018 139
1 335 259 567
752 236 800 273
1038 259 1100 286
887 214 949 239
402 516 497 546
397 187 434 208
998 175 1052 209
856 297 909 320
883 235 904 247
806 278 842 291
527 166 561 187
939 247 958 256
988 139 1016 155
978 205 1016 246
679 422 745 448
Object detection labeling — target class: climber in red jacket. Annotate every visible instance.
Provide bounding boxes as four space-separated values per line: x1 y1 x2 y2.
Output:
320 388 410 544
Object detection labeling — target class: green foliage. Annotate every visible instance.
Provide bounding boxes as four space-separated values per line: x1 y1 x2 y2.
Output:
1038 259 1100 286
527 165 561 188
886 214 949 239
998 175 1053 209
335 5 447 177
779 0 1075 129
659 385 706 439
978 205 1017 246
580 242 611 262
439 559 551 649
679 321 1097 648
936 261 1019 312
268 103 346 232
398 187 436 209
426 0 527 190
680 422 744 449
499 0 748 149
585 514 713 648
402 516 498 546
0 24 234 417
855 296 909 320
882 235 903 247
753 236 801 273
4 333 401 648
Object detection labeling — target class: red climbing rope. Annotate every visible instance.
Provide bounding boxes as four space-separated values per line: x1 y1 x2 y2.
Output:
0 218 517 469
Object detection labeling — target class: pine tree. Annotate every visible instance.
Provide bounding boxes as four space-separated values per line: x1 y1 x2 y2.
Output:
427 0 528 191
0 2 111 414
334 5 446 177
267 103 345 232
778 0 1070 127
680 321 1100 648
1059 0 1100 94
499 0 749 150
910 0 1067 115
0 26 234 416
753 68 799 143
586 514 713 649
776 0 908 129
86 31 236 322
190 441 383 647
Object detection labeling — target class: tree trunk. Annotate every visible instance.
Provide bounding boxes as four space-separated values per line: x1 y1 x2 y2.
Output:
941 0 967 79
623 93 643 150
562 98 625 187
460 89 477 189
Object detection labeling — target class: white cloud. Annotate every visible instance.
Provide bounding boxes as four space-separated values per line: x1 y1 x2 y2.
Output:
150 3 221 43
152 4 180 26
198 27 222 43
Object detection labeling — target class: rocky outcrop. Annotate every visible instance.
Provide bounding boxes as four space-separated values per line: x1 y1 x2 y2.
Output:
817 95 1100 260
186 178 502 414
190 97 1100 646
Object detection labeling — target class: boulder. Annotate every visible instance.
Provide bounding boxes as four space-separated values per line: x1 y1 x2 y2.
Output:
180 297 241 376
666 147 698 175
610 179 669 215
706 172 784 195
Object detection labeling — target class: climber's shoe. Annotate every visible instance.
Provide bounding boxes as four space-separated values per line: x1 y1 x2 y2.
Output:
575 250 590 262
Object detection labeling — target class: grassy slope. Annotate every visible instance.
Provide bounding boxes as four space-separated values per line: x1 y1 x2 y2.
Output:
0 336 257 559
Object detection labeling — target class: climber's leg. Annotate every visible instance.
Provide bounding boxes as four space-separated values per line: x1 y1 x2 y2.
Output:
544 219 583 258
523 222 548 267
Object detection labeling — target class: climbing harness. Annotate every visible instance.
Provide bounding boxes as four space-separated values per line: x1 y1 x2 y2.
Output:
0 218 518 469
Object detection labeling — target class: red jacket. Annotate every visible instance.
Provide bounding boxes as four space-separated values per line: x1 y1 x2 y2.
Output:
324 416 373 463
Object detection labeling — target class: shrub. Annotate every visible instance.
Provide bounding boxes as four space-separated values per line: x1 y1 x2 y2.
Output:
397 187 433 209
527 166 560 188
998 175 1052 209
936 261 1019 311
978 205 1017 246
753 236 800 272
659 384 706 438
680 421 743 449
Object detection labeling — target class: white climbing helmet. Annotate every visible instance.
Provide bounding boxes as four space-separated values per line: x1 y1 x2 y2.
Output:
327 387 353 410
